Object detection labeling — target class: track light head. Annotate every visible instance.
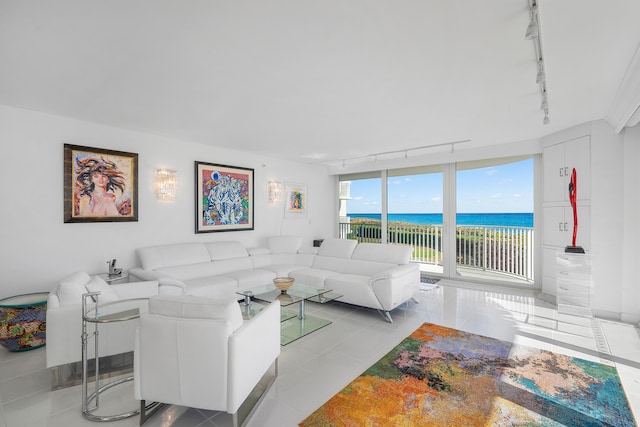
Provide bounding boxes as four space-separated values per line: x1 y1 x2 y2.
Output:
541 98 549 110
536 69 545 84
525 21 538 40
525 6 538 39
543 112 550 125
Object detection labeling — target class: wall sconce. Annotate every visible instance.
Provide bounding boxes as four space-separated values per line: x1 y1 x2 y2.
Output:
156 169 177 201
268 180 283 204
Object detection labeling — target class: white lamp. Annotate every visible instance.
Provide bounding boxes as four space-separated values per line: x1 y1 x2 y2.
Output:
156 169 177 201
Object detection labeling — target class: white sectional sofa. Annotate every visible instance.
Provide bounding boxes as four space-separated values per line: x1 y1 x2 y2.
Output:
46 272 160 371
130 236 420 322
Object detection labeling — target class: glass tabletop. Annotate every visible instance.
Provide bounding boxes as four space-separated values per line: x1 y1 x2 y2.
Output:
237 282 331 307
83 298 149 323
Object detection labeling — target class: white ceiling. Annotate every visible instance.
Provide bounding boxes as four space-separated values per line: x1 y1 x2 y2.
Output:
1 1 639 165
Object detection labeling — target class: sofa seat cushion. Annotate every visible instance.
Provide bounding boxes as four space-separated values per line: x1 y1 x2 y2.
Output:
225 269 276 291
289 268 340 288
324 274 383 310
182 276 238 298
258 264 306 278
149 295 243 331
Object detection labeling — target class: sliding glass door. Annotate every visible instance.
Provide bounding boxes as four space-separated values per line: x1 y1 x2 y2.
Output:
339 155 536 286
455 157 535 284
387 166 444 275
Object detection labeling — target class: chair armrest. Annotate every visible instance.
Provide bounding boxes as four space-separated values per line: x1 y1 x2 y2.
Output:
228 301 281 412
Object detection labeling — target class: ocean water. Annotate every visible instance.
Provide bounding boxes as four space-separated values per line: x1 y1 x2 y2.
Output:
347 213 533 227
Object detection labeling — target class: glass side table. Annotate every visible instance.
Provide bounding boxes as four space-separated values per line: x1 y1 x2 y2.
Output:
81 294 149 422
0 292 49 352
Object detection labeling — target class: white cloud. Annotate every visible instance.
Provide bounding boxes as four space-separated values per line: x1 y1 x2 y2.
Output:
486 169 498 176
491 193 502 199
353 196 364 200
363 202 378 206
432 197 442 201
513 193 522 198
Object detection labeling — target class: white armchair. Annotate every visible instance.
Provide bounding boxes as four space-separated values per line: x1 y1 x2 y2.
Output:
134 295 280 427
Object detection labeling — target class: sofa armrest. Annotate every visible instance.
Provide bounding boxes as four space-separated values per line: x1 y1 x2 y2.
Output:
111 281 159 299
369 264 420 311
371 264 418 280
228 301 280 412
129 268 185 295
129 267 163 282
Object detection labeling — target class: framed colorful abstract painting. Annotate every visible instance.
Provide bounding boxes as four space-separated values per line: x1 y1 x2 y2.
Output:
195 161 254 233
63 144 138 223
285 183 307 217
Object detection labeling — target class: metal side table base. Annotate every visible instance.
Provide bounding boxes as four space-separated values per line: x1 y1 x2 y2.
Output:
81 293 150 422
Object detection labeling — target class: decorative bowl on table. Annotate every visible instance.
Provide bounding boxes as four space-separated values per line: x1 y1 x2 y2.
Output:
273 277 294 293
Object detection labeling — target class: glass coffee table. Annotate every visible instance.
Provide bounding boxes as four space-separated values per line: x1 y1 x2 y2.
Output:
237 283 341 345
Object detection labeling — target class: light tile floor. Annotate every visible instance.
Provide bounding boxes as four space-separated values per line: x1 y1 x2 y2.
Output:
1 280 639 427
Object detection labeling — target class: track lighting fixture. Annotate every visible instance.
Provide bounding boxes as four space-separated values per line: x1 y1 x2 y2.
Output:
536 62 545 84
540 94 549 110
526 0 550 125
333 140 471 167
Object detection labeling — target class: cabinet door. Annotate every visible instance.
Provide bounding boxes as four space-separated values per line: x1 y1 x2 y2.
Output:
564 136 590 201
543 206 566 247
543 143 566 203
543 205 591 250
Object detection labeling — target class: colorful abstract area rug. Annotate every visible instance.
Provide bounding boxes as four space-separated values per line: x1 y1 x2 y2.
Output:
300 323 637 427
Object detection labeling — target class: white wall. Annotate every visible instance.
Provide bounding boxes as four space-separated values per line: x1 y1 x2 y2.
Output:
622 124 640 323
0 105 337 298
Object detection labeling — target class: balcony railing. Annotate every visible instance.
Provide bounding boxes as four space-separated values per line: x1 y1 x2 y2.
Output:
339 221 534 283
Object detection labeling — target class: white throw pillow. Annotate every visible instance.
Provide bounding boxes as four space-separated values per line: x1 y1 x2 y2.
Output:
85 276 119 302
57 272 91 306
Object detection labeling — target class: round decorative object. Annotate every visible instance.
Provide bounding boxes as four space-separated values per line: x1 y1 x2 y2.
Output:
0 292 48 352
273 277 294 293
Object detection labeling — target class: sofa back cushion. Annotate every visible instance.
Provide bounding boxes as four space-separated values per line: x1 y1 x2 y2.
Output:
138 243 210 270
149 295 243 331
351 243 412 265
317 238 357 259
205 241 248 261
155 262 222 281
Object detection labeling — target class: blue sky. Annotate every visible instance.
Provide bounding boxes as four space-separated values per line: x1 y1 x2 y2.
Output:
346 158 534 214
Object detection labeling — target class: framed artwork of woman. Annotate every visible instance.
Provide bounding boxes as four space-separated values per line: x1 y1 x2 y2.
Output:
64 144 138 223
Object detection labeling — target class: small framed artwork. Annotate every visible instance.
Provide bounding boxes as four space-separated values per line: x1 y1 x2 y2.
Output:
195 161 254 233
64 144 138 223
285 183 307 217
